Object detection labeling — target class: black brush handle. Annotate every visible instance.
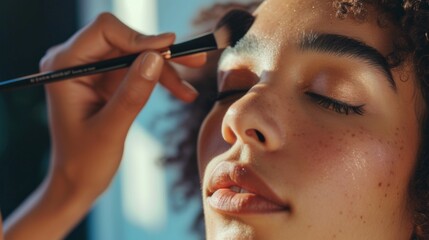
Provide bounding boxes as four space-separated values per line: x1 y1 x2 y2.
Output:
0 33 218 91
170 33 217 58
0 53 139 90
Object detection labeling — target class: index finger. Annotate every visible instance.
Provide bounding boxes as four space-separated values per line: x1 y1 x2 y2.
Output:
62 13 176 63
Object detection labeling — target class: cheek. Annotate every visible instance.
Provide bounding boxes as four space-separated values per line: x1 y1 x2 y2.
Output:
295 125 414 193
289 124 417 225
197 107 228 177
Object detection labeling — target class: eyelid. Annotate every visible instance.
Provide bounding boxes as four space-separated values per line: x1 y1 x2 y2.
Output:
306 69 367 106
217 69 259 92
306 92 366 115
215 89 249 102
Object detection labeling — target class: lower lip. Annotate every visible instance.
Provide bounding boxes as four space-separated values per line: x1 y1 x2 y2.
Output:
208 188 288 214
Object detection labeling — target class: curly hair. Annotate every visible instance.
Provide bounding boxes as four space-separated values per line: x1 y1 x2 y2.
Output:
162 0 429 239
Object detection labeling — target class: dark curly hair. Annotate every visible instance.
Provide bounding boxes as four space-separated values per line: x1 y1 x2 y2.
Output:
162 1 429 239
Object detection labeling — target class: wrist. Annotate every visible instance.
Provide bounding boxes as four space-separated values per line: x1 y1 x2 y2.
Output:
44 170 98 216
3 170 98 240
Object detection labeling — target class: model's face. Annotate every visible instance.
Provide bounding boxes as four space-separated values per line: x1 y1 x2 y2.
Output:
197 0 422 239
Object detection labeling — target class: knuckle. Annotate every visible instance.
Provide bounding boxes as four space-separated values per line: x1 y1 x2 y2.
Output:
118 87 148 112
128 31 142 49
95 12 116 26
39 55 50 71
39 45 62 71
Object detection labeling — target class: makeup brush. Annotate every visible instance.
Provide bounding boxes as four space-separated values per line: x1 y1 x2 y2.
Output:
0 9 255 90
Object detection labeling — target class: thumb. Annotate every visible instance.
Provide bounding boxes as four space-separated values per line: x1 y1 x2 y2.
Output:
95 51 164 137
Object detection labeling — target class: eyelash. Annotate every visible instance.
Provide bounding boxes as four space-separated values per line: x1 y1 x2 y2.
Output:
306 92 365 115
215 90 365 116
215 89 249 102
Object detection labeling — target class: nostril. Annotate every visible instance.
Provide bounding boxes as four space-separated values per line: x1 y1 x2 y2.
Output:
245 129 266 143
255 130 266 143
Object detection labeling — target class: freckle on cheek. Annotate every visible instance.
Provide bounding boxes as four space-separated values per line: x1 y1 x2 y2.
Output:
287 108 296 114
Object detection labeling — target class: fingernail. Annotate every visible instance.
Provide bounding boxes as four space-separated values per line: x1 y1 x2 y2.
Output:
140 52 163 81
181 80 199 97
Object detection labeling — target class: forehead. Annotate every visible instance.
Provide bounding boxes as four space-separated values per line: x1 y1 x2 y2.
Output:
249 0 395 56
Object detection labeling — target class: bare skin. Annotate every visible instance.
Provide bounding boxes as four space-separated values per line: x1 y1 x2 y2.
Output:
198 0 421 239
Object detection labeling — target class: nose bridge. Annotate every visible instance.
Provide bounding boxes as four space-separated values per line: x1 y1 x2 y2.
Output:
221 91 284 151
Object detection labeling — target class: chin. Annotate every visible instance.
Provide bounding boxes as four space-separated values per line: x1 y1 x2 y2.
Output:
206 218 257 240
205 206 292 240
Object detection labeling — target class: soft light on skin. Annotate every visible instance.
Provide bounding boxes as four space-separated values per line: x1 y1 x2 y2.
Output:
219 34 281 77
198 0 421 239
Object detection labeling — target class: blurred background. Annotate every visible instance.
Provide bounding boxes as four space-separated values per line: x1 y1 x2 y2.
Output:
0 0 258 239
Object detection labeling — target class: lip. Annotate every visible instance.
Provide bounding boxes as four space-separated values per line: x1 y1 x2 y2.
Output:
206 161 290 214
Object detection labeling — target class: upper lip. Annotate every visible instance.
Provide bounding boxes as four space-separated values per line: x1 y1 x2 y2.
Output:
206 161 289 209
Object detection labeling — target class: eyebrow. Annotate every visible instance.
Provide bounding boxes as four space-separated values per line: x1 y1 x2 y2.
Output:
300 33 396 90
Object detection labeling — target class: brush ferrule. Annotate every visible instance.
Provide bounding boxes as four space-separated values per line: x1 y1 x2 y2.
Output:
160 48 172 59
169 33 217 58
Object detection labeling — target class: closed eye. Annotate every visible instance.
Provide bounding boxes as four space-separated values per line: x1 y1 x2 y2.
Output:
306 92 365 115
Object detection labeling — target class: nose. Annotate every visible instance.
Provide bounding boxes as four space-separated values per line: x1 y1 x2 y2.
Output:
221 94 283 151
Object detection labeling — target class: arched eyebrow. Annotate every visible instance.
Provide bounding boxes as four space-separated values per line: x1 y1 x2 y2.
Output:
300 32 396 91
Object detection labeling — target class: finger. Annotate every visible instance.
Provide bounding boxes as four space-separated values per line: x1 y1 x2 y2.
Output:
61 13 176 63
171 52 207 67
94 51 164 137
159 63 199 103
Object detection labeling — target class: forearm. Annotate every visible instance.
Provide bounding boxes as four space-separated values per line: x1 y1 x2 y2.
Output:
3 171 95 240
1 212 4 240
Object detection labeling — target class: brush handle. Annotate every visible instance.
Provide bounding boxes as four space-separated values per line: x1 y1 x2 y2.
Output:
0 54 140 90
0 32 218 91
170 33 217 58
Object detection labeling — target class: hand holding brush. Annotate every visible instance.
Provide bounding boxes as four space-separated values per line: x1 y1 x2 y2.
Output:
3 10 254 240
0 9 254 90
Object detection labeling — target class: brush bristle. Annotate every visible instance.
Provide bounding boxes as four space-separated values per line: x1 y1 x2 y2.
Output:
214 9 255 48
